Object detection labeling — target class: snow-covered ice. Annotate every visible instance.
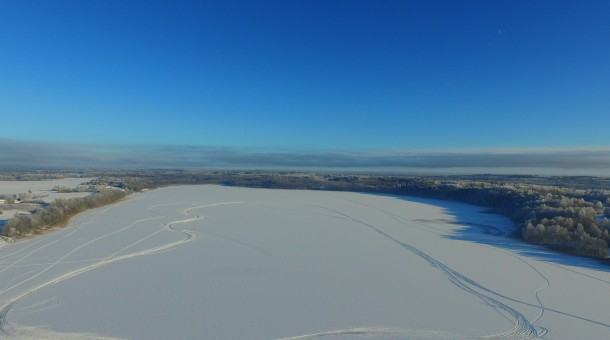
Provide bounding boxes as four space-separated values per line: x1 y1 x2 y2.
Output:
0 185 609 339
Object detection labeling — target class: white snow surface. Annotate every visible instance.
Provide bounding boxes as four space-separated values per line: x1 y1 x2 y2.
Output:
0 185 609 339
0 178 93 203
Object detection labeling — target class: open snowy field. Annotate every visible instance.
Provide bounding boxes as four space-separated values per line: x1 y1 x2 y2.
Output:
0 185 609 339
0 178 94 230
0 178 93 203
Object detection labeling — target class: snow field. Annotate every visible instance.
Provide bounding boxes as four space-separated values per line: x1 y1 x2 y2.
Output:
0 185 609 339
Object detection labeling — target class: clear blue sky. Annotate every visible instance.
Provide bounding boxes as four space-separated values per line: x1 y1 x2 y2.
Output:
1 0 609 153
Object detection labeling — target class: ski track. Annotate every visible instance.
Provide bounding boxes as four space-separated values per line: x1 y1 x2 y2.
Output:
309 205 547 339
277 326 465 339
546 262 610 286
300 197 609 337
2 193 609 339
0 204 118 272
477 245 549 324
350 199 610 329
337 198 552 321
0 201 244 338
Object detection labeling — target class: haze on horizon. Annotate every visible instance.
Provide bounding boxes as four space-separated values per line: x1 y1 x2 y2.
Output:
1 1 609 174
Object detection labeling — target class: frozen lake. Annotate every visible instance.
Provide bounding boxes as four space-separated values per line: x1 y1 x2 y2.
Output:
0 185 609 339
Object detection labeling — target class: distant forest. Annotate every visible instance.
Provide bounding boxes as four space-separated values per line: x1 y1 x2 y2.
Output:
2 169 610 259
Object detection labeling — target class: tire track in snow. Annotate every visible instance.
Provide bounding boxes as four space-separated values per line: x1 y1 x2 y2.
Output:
385 209 550 326
339 197 551 326
0 216 164 299
546 262 610 286
0 233 55 261
334 196 448 235
0 201 243 338
319 206 547 339
477 245 549 324
152 202 269 256
0 204 116 272
277 326 460 339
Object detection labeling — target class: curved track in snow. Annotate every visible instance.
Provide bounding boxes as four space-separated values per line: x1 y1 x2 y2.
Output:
337 198 553 327
1 187 609 339
0 201 244 338
288 207 548 340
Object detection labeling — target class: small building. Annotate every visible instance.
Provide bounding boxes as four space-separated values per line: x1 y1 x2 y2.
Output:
0 199 5 205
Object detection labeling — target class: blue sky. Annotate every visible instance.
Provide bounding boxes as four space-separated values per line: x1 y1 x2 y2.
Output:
1 1 609 170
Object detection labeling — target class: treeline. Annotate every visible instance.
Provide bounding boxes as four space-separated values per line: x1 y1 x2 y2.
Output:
93 170 610 259
435 174 610 191
53 185 93 193
0 170 83 181
1 189 126 238
390 179 610 258
3 168 609 259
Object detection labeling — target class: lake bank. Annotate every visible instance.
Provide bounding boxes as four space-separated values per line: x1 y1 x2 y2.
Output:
0 185 608 338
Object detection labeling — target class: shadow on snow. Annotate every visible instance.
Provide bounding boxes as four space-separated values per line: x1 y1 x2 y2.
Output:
368 192 610 273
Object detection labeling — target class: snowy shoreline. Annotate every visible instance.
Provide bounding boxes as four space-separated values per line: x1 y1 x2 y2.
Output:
0 185 608 339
